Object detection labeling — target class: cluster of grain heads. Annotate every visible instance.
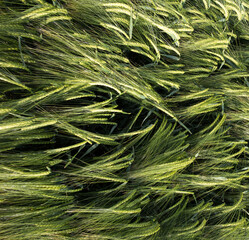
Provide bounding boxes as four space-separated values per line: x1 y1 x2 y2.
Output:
0 0 248 239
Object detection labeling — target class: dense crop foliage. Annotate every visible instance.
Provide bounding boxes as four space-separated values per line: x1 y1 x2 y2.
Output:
0 0 249 239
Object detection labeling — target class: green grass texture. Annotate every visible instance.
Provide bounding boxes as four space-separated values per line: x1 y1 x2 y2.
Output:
0 0 249 239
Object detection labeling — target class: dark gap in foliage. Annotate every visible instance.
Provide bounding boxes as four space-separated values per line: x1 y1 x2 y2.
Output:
154 86 173 98
216 63 231 71
0 1 30 11
93 89 115 101
23 40 38 50
57 144 115 169
52 133 81 149
4 89 31 100
14 140 55 152
124 51 152 67
238 37 249 46
45 0 54 4
175 98 206 109
80 144 113 161
53 96 97 107
185 114 215 133
82 124 114 135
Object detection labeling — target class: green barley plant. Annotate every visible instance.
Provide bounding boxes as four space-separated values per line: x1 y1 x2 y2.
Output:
0 0 248 239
